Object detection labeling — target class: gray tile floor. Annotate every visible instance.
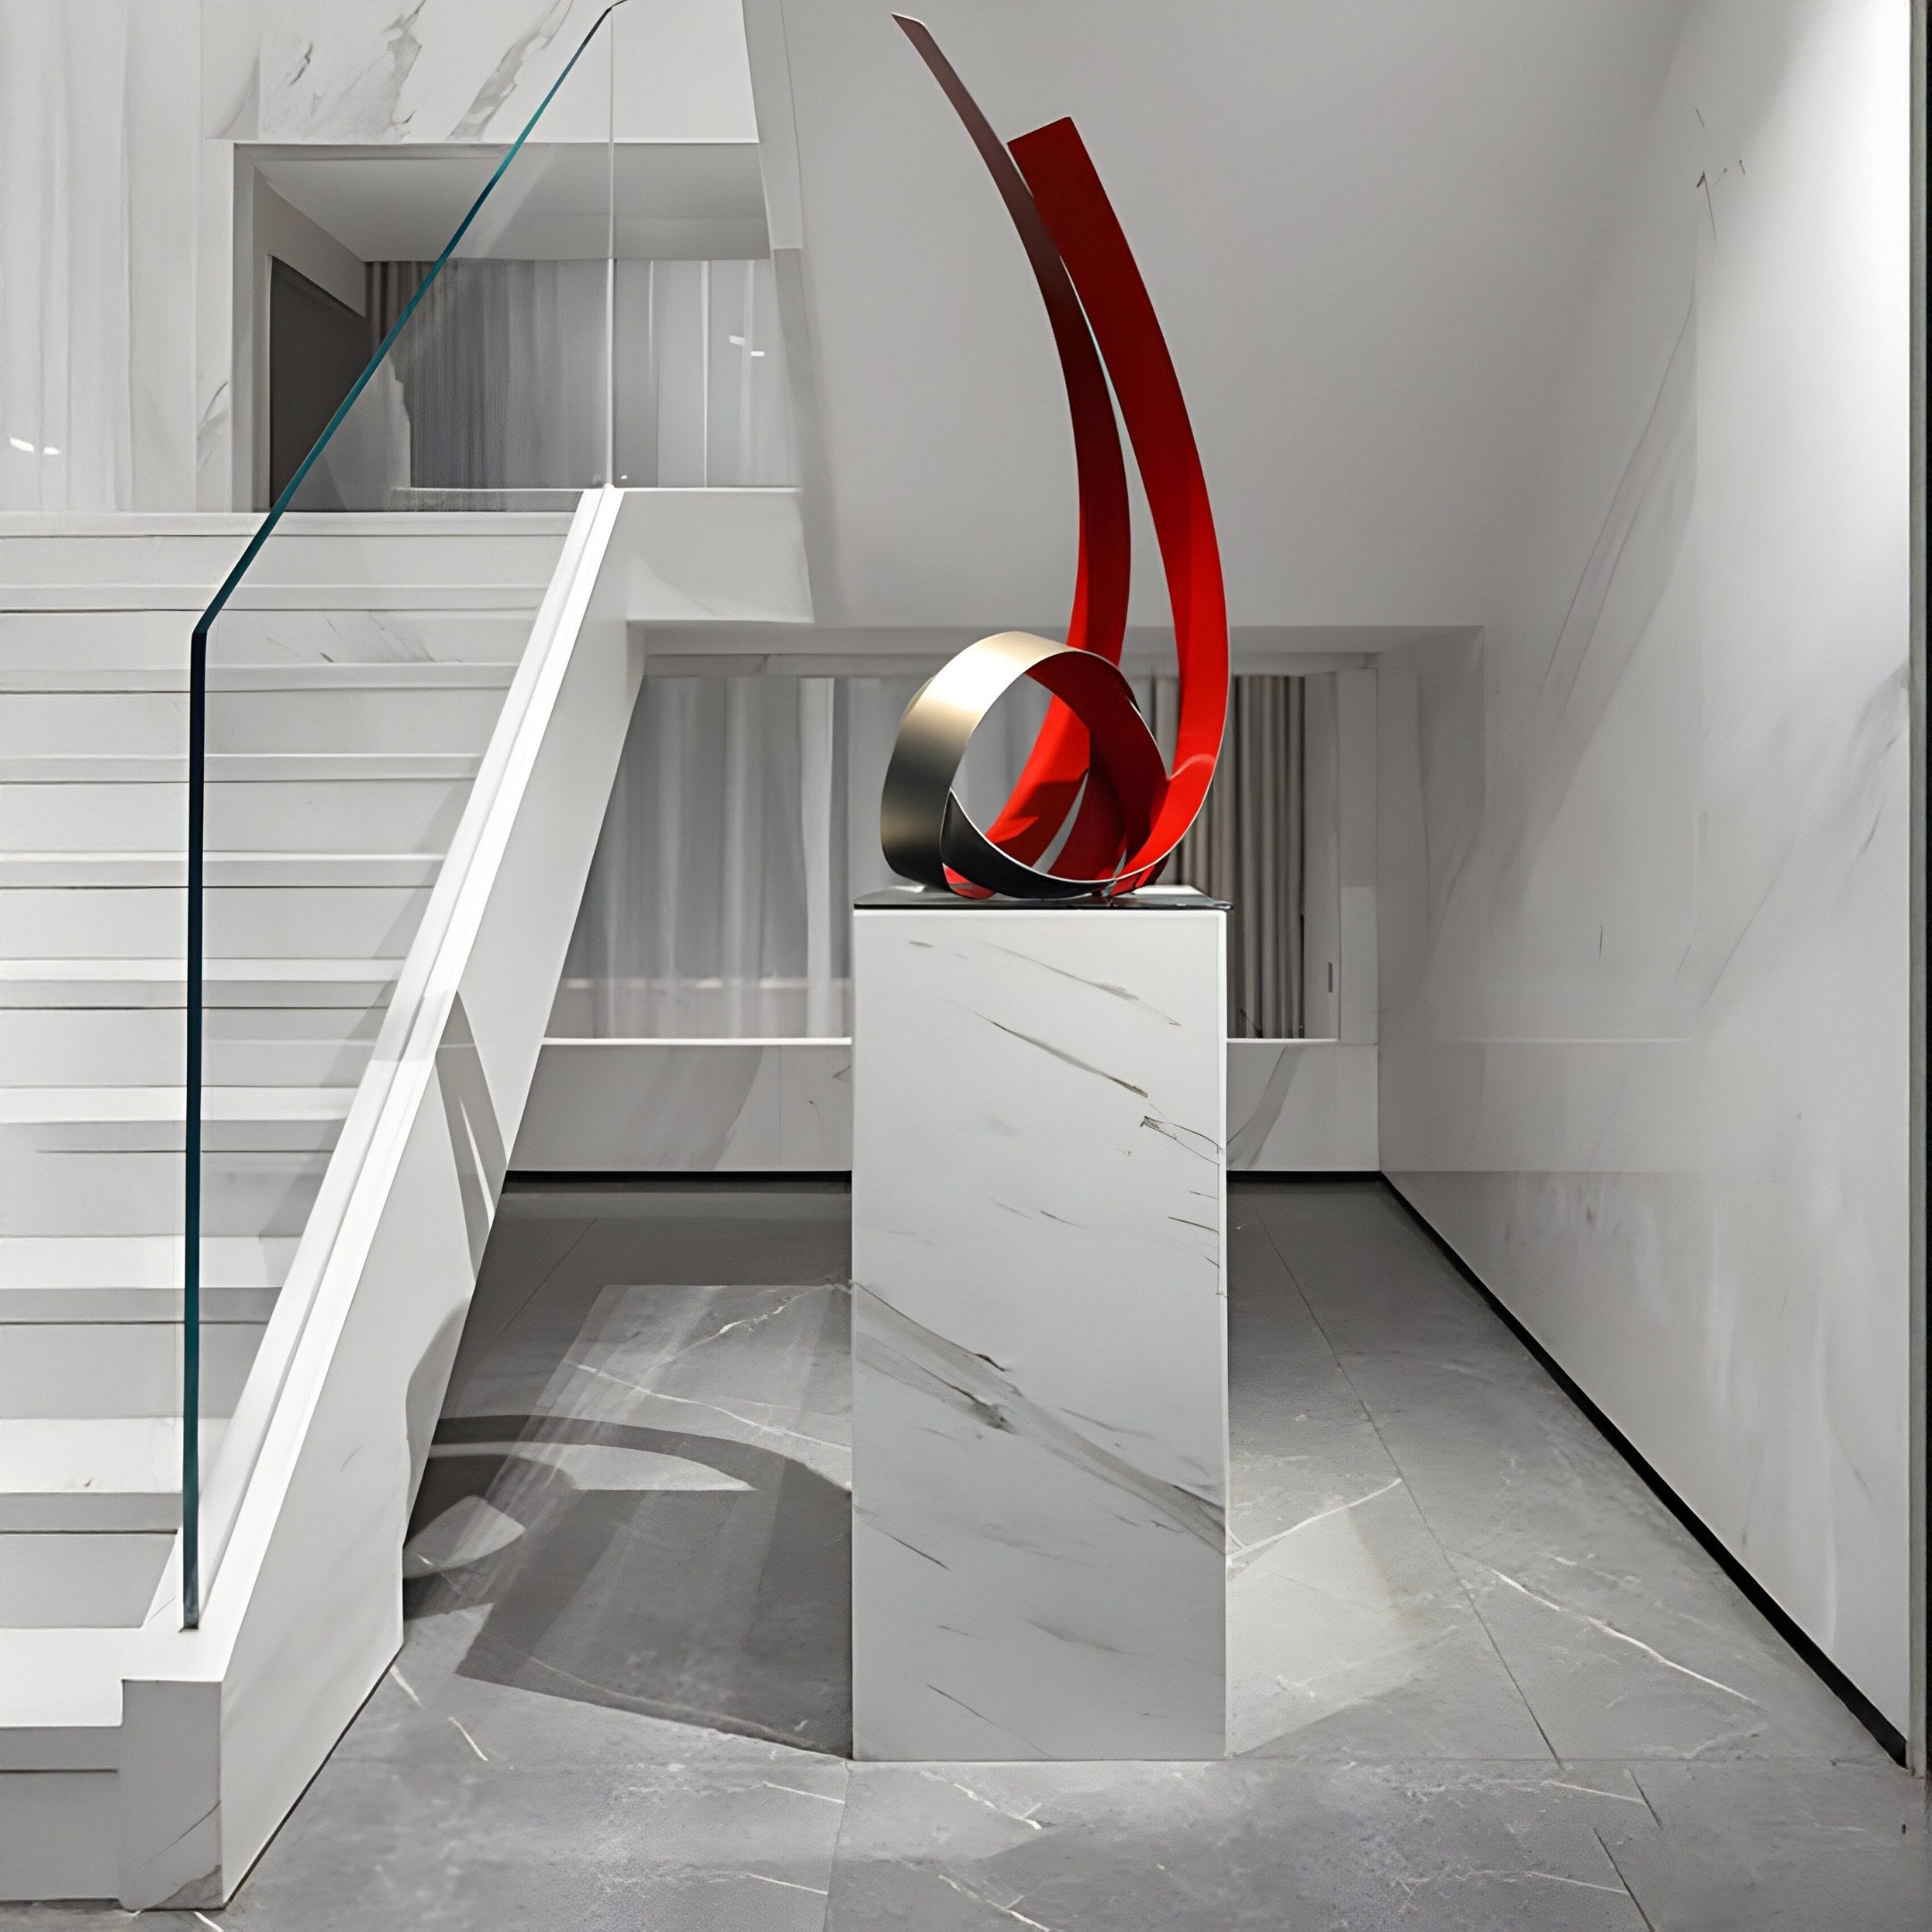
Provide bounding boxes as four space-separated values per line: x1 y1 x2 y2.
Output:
20 1180 1928 1929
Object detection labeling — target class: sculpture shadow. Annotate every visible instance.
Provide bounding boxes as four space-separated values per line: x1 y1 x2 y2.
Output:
405 1411 852 1758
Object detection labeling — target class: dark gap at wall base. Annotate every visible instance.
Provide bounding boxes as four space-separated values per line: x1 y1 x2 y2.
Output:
504 1171 852 1191
1237 1172 1384 1185
503 1170 1390 1189
496 1165 1909 1767
1381 1177 1911 1770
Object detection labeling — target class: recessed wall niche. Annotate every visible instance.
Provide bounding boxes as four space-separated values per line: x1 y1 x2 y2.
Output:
554 669 1341 1044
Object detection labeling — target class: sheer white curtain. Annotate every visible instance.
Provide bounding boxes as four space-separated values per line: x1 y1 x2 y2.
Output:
389 259 610 492
560 676 1073 1043
0 0 133 510
558 675 850 1037
556 671 1310 1041
615 258 795 487
557 672 1052 1039
345 255 795 503
1157 674 1307 1038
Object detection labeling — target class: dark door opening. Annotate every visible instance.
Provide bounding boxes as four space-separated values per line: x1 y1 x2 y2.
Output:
268 258 368 505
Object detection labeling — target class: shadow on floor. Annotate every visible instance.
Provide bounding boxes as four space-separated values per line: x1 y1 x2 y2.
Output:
405 1409 852 1756
399 1183 857 1756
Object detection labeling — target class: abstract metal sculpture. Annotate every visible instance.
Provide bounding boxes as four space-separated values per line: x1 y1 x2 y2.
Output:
880 17 1228 901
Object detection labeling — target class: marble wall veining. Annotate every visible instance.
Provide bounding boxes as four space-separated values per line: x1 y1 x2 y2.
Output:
253 0 756 146
1377 0 1913 1727
0 0 760 512
200 0 758 506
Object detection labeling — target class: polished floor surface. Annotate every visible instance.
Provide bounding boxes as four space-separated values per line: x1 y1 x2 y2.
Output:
29 1180 1929 1928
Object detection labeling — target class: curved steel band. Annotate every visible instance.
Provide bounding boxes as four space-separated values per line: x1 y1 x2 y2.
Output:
883 19 1229 902
880 631 1167 900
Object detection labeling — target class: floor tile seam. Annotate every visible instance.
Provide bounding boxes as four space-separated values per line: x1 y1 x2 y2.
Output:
1588 1826 1660 1929
1246 1209 1360 1399
1258 1207 1566 1767
1377 1461 1566 1768
476 1214 601 1356
1380 1453 1579 1765
1329 1344 1584 1406
1621 1764 1666 1827
496 1647 851 1757
1241 1209 1490 1326
816 1759 857 1930
1250 1199 1428 1484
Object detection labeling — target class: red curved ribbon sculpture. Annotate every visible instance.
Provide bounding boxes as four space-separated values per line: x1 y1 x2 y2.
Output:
879 17 1229 901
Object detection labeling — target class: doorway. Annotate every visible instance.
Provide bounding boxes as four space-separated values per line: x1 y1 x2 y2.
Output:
268 257 368 504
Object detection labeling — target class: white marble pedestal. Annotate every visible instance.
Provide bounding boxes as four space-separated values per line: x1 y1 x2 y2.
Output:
851 888 1228 1759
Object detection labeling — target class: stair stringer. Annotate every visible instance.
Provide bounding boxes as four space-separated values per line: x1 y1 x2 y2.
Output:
112 486 640 1909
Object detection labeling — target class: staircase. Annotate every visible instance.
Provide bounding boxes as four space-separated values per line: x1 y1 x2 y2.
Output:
0 516 563 1631
0 502 639 1902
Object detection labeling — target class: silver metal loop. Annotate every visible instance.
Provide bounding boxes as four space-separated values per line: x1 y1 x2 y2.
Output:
880 631 1162 900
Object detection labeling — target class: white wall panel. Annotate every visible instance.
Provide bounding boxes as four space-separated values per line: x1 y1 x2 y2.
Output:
1377 0 1914 1728
513 1037 1378 1175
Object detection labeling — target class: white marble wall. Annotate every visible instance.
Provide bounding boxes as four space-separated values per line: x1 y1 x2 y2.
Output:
1377 0 1913 1728
250 0 753 146
513 1038 853 1171
1227 1040 1377 1172
199 0 759 506
0 0 759 511
851 896 1228 1758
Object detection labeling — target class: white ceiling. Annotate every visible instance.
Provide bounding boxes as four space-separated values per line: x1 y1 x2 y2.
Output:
767 0 1691 636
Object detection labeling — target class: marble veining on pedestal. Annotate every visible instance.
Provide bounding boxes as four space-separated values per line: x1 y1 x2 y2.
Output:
851 897 1228 1760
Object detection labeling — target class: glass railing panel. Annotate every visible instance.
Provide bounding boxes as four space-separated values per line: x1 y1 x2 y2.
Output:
181 8 618 1628
608 9 794 492
284 121 614 508
612 258 797 487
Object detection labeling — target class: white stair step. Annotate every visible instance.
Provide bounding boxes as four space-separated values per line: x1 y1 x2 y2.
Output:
0 1320 261 1420
2 583 556 614
0 750 481 783
0 1234 293 1289
2 882 431 956
0 1419 225 1530
0 605 538 669
0 513 569 589
0 663 516 693
0 957 402 1009
0 852 442 888
0 771 473 853
0 1004 383 1089
0 1284 276 1323
0 1147 326 1237
0 1235 291 1323
0 683 508 756
0 1532 173 1629
0 1086 353 1153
